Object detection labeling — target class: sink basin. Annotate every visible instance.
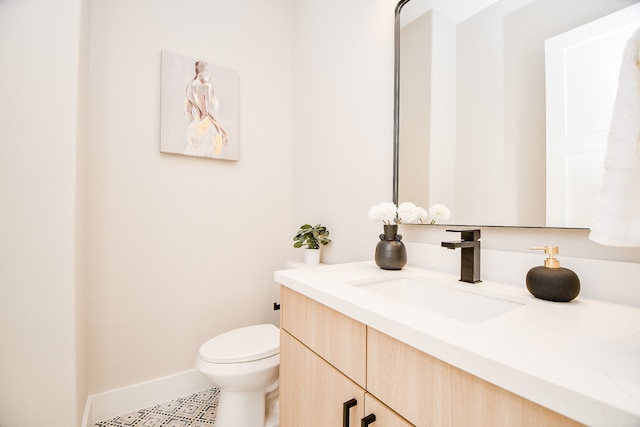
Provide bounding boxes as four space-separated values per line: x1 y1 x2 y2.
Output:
348 275 525 324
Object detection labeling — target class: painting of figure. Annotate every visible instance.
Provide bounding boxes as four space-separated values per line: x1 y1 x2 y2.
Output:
160 50 239 161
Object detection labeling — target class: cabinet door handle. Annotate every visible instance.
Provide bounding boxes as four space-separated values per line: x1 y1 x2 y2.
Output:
343 398 357 427
361 413 376 426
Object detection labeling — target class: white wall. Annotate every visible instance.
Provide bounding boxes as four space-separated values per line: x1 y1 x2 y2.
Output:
0 0 87 425
292 0 398 264
84 0 293 394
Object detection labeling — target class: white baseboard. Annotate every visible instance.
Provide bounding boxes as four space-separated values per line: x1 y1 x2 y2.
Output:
83 369 211 426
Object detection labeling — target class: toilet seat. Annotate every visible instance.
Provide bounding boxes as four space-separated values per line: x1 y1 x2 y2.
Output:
198 323 280 364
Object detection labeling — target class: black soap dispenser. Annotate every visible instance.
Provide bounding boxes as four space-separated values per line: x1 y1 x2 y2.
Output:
526 246 580 302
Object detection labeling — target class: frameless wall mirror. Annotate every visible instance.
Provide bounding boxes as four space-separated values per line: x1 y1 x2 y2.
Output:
394 0 640 228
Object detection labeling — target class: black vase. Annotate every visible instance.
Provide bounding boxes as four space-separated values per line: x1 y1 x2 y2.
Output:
375 224 407 270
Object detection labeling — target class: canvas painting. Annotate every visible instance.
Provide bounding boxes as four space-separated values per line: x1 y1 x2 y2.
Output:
160 50 239 161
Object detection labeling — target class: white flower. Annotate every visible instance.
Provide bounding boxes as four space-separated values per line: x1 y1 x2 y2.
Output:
370 201 449 225
397 202 418 224
428 204 451 224
368 202 397 225
416 207 429 224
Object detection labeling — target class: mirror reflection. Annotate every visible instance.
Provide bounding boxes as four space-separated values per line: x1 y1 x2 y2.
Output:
397 0 640 228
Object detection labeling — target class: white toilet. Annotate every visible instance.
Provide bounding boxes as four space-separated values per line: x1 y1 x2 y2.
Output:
195 323 280 427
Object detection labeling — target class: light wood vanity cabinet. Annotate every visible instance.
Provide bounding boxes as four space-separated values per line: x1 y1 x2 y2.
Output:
280 287 582 427
280 284 366 387
364 394 414 427
367 328 583 427
280 331 366 426
281 287 412 426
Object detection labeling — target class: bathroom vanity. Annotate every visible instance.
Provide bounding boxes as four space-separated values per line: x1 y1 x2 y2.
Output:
275 262 640 427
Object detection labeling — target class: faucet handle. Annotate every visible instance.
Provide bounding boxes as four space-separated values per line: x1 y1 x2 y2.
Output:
445 228 481 241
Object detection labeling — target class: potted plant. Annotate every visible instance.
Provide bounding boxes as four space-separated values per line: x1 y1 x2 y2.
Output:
293 223 331 264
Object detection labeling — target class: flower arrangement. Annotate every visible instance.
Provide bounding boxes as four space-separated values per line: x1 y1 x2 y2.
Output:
368 202 450 225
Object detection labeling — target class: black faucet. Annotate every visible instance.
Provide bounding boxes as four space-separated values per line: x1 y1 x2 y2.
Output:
441 229 481 283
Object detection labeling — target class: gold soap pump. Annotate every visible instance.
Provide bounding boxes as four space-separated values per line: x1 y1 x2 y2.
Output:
526 246 580 302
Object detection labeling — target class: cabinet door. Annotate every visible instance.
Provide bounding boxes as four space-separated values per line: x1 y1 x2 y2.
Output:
367 328 583 427
281 286 367 387
449 370 584 427
368 327 453 426
364 393 414 427
280 330 366 427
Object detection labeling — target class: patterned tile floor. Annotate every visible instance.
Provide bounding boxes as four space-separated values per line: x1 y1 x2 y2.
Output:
94 388 220 427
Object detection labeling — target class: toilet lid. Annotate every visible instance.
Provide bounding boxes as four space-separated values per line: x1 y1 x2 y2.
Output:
198 324 280 363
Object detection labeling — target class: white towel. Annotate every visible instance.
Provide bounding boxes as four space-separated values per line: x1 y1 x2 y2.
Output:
589 27 640 247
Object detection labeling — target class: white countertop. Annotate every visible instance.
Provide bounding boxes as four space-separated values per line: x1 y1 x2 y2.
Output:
274 261 640 427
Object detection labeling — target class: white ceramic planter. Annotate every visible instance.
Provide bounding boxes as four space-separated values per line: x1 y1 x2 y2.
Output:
304 248 321 264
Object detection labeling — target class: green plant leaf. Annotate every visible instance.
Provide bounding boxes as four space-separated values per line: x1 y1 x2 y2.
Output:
293 223 331 249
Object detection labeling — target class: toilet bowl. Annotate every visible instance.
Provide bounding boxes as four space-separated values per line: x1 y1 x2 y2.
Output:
195 324 280 427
